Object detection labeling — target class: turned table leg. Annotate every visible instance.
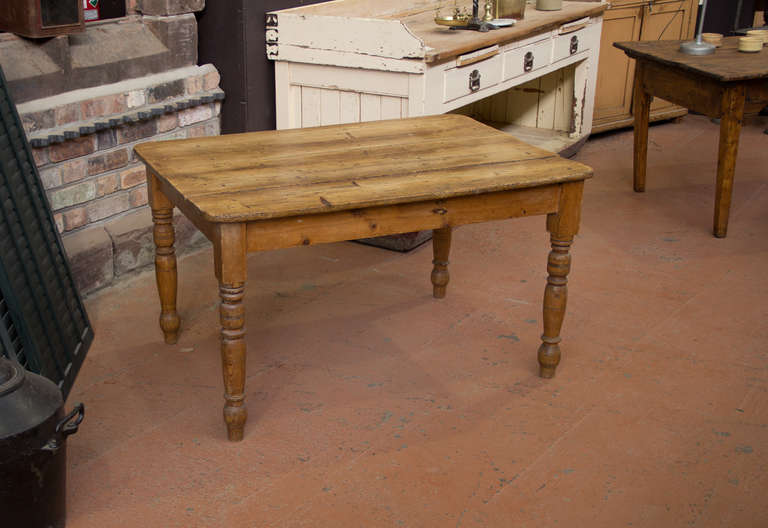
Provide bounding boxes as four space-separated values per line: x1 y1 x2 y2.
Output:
713 85 746 238
431 227 452 299
215 224 248 441
538 182 583 378
632 62 651 194
148 174 180 344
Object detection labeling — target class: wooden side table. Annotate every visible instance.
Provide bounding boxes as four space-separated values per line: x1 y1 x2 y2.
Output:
615 38 768 237
134 115 593 441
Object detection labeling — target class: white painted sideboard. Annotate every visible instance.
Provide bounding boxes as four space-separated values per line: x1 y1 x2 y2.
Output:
267 0 608 154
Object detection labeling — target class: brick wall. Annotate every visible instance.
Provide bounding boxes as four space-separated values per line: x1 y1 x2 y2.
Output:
3 0 223 295
21 65 222 236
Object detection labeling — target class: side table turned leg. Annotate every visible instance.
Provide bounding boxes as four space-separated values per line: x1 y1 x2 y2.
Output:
431 227 452 298
148 174 180 345
538 182 583 378
632 62 651 193
215 224 248 441
713 85 746 238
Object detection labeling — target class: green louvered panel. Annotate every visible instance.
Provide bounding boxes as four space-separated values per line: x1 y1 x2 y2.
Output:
0 65 93 399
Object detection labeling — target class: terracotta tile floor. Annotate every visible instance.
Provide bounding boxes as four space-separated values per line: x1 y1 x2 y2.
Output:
66 115 768 527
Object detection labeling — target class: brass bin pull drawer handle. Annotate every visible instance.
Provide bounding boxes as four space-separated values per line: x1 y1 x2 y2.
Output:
524 51 534 72
570 35 579 55
469 69 481 92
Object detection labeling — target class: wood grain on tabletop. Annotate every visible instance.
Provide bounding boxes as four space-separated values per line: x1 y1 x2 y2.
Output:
134 115 593 223
404 2 607 62
615 37 768 82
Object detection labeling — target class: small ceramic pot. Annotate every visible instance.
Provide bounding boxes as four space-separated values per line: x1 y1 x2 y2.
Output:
738 36 763 53
536 0 562 11
701 32 723 47
746 29 768 46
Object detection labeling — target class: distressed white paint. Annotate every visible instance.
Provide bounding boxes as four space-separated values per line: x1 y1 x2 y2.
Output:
270 4 604 152
274 45 426 74
274 13 425 60
289 63 411 97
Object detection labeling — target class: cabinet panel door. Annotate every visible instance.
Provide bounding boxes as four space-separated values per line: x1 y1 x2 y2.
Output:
639 0 697 111
593 6 643 123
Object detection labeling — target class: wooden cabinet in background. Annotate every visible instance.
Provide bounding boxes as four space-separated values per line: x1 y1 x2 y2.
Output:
592 0 698 133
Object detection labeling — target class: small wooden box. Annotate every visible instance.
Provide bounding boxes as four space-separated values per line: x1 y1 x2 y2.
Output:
0 0 84 38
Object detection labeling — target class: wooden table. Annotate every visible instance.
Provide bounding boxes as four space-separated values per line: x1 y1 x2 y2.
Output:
615 38 768 237
134 115 592 441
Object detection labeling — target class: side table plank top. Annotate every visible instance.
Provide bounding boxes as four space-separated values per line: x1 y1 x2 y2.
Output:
135 115 592 223
614 38 768 82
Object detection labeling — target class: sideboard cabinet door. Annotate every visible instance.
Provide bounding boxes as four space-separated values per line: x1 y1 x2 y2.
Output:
592 0 698 133
593 5 643 125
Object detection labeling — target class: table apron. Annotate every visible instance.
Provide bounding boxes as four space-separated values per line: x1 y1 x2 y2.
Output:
245 185 562 252
638 60 725 118
745 81 768 114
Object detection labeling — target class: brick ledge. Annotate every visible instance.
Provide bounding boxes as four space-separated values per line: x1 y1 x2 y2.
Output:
63 206 210 296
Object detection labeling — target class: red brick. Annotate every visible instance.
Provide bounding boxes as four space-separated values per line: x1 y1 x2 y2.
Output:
32 147 50 168
88 149 129 176
97 173 119 196
129 184 148 207
54 103 80 126
61 159 88 184
63 207 87 231
86 192 131 222
156 113 178 133
120 166 146 189
185 75 204 94
178 105 213 127
203 70 221 91
80 94 128 119
96 129 118 150
39 167 62 189
117 120 157 144
186 124 207 138
54 213 64 233
49 136 96 163
21 110 55 133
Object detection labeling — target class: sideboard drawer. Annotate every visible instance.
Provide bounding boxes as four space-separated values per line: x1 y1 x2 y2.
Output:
553 26 589 62
443 54 503 103
503 40 552 81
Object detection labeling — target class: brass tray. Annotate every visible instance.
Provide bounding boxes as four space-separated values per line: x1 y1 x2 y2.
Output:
435 15 471 27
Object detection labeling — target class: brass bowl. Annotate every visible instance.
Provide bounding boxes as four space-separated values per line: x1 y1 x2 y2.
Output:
435 15 469 27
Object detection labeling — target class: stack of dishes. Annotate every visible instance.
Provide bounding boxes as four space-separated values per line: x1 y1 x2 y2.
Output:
746 29 768 45
738 36 763 53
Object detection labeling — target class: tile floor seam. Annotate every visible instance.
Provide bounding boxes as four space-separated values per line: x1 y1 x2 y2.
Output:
481 401 597 506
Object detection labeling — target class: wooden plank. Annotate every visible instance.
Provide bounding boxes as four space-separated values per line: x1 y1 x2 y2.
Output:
290 63 411 97
134 115 593 222
246 186 561 251
274 12 425 59
320 89 341 126
275 44 426 74
381 96 403 119
615 38 768 82
554 65 575 132
301 86 322 127
506 78 542 126
639 60 724 118
360 93 381 121
339 91 361 123
537 69 560 129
